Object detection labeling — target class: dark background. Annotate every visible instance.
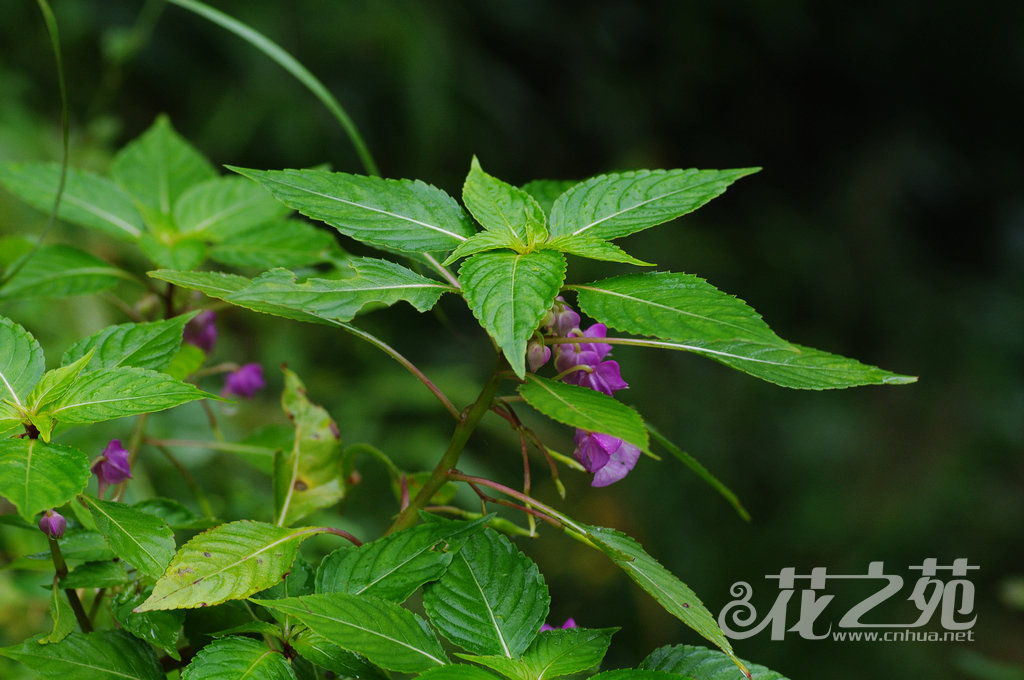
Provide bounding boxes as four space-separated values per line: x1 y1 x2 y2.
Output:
1 2 1022 678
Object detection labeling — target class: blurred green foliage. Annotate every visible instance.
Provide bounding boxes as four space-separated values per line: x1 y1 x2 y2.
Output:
1 1 1021 678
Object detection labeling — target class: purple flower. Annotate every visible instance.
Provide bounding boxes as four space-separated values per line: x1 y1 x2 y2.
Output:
567 359 629 396
542 297 581 337
527 340 552 372
183 311 217 353
554 323 627 396
540 618 578 632
92 439 132 498
223 363 265 399
38 509 66 539
573 430 641 487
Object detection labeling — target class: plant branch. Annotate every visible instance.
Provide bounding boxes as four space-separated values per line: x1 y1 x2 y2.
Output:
48 537 92 633
386 356 505 533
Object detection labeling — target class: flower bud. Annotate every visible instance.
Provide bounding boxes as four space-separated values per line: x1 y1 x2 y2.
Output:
527 340 552 372
38 509 66 539
223 363 265 399
183 310 217 353
92 439 132 498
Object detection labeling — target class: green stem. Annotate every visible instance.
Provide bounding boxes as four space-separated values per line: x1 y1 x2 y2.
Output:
156 445 215 519
386 356 506 533
48 537 92 633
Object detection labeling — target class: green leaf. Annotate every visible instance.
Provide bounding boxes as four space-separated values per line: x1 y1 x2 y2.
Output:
81 495 176 579
587 671 682 680
315 516 489 602
549 167 759 241
135 521 323 611
416 666 503 680
61 314 195 373
542 236 653 266
173 176 291 239
0 163 144 240
112 588 186 661
232 259 453 322
646 424 749 521
463 157 546 248
0 439 89 523
459 627 617 680
522 179 577 217
39 586 75 645
165 343 207 381
208 218 339 269
26 351 94 423
576 524 746 676
442 232 519 266
290 628 389 680
229 166 475 254
48 366 215 425
571 272 787 346
0 630 163 679
133 497 211 530
111 115 216 229
138 232 209 270
181 636 295 680
0 315 45 425
634 337 918 389
642 644 789 680
518 376 650 452
273 368 346 526
0 245 127 300
256 592 448 672
60 560 131 588
458 250 566 378
423 528 549 658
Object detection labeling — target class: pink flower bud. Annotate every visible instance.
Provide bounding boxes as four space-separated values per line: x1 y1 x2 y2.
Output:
38 509 66 539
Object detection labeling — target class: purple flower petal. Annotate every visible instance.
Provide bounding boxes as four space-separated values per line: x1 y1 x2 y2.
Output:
38 509 66 539
578 323 612 360
527 340 552 372
92 439 132 497
183 311 217 353
577 359 629 396
590 438 641 487
223 363 265 399
573 430 619 472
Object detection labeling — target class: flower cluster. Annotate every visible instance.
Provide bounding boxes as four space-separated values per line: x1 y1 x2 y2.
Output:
532 297 640 486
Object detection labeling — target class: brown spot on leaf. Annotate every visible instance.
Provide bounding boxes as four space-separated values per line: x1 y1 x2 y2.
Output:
294 480 308 491
203 551 211 558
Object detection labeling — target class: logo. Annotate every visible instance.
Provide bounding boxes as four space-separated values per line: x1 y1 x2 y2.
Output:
719 559 978 642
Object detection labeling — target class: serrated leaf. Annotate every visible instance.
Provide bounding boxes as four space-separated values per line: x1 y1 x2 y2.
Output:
48 366 215 425
232 259 453 322
229 166 475 254
0 162 144 240
173 176 291 239
0 439 90 523
0 245 127 300
291 628 390 680
112 588 185 660
635 338 917 389
61 314 195 372
181 636 295 680
423 528 549 658
549 168 759 241
164 343 207 381
642 644 787 679
522 179 577 217
517 375 649 452
0 630 163 679
209 218 339 269
315 516 489 602
39 585 75 645
463 157 545 248
136 521 323 611
577 524 745 676
571 272 787 346
81 495 176 579
60 560 131 588
257 593 448 672
542 236 653 266
459 627 617 680
111 115 216 229
416 667 503 680
442 231 517 266
133 497 210 530
458 250 566 378
0 315 45 420
273 367 345 526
